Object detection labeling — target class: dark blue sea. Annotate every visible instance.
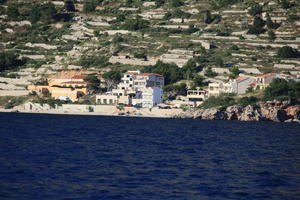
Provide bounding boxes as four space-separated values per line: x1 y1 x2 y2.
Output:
1 113 300 200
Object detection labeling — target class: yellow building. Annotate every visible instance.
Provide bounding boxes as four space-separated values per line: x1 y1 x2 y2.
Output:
27 71 93 102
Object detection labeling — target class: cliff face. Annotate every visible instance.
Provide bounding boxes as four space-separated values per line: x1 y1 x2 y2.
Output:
174 101 300 123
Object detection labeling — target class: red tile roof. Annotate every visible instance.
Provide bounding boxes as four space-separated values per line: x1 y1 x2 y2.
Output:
235 76 249 82
249 83 256 87
61 81 88 84
124 72 138 74
135 73 163 77
72 75 88 79
259 73 277 78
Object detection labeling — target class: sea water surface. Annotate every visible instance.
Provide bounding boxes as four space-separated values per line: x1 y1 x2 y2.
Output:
0 113 300 200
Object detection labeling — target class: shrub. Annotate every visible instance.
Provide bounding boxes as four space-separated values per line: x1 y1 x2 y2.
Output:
122 18 149 31
204 67 217 78
170 0 184 7
277 46 297 58
237 96 259 107
248 3 262 16
200 94 236 110
0 51 27 72
264 78 300 101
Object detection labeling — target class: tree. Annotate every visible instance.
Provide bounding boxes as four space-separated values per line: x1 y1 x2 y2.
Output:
122 18 149 31
84 75 100 93
171 0 184 7
203 10 213 24
229 66 239 79
102 71 121 90
280 0 292 9
155 0 165 7
193 75 205 88
248 3 262 16
144 60 182 85
83 0 97 13
65 0 76 12
268 30 276 41
277 46 297 58
6 4 20 20
0 51 27 72
247 16 265 35
164 83 187 99
204 67 217 78
266 13 275 29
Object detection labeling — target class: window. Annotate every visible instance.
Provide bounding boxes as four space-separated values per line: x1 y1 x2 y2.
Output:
103 99 107 104
109 99 113 104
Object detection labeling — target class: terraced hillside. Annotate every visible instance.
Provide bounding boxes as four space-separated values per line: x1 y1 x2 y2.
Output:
0 0 299 100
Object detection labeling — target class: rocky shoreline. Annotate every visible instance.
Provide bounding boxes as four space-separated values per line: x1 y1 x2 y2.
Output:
173 101 300 123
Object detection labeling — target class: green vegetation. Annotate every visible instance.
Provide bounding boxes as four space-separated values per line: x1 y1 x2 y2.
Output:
77 55 109 68
277 46 298 58
122 18 149 31
0 51 27 72
0 96 29 109
200 93 236 110
264 78 300 102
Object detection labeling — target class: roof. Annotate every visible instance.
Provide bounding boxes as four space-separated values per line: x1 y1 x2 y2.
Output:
135 73 163 77
124 72 138 75
72 75 88 79
249 83 256 87
259 73 277 78
235 76 249 82
61 81 88 84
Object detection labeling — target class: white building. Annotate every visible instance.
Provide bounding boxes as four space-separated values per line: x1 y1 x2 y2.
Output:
141 87 163 108
208 76 255 96
96 71 164 108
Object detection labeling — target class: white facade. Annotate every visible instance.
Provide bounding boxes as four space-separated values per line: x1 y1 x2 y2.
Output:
208 76 255 96
141 87 163 108
97 71 164 108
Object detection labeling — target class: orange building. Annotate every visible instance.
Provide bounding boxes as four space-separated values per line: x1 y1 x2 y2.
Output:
27 71 96 102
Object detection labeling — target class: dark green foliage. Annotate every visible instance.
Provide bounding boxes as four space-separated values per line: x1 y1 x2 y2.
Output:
229 45 239 51
102 70 121 83
78 55 108 67
144 61 182 85
287 14 300 23
193 75 205 88
247 16 265 35
229 66 239 79
277 46 297 58
266 13 280 29
0 51 27 72
170 0 184 7
279 0 293 9
84 75 101 93
83 0 97 13
237 96 259 107
155 0 165 7
122 18 149 31
134 52 147 60
268 30 276 41
264 78 300 101
6 4 20 20
203 10 214 24
212 0 241 9
201 93 236 110
164 83 187 99
163 8 191 20
248 2 263 16
204 67 217 78
65 0 76 12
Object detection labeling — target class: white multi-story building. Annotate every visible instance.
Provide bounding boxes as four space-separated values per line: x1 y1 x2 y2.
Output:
96 71 164 107
208 76 255 96
141 87 163 108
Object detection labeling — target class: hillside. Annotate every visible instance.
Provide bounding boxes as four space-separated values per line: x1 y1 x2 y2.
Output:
0 0 299 100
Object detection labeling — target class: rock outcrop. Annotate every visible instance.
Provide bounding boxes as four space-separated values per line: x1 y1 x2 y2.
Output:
173 101 300 123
